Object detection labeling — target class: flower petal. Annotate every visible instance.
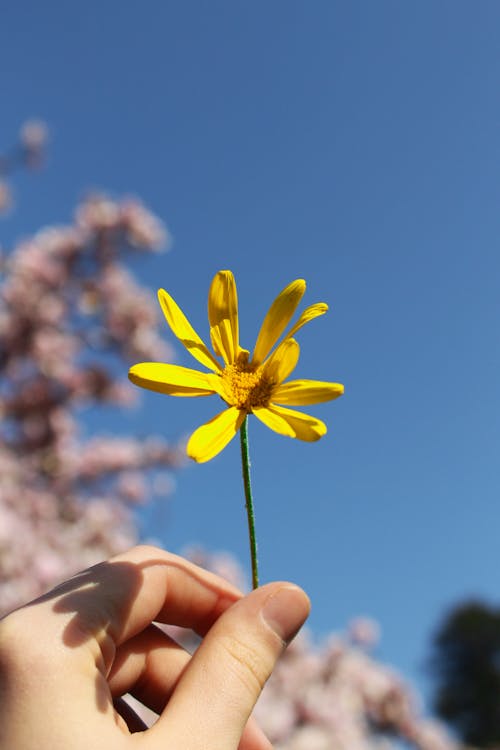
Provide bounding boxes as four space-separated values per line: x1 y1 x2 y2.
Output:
158 289 221 372
208 270 239 364
187 406 245 463
252 279 306 366
284 302 328 340
252 406 296 437
254 404 327 441
129 363 218 397
273 379 344 405
263 338 300 384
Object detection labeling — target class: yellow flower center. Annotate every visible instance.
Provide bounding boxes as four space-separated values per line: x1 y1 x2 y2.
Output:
219 353 274 411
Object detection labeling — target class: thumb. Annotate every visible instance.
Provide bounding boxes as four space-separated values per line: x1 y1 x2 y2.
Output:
147 582 310 750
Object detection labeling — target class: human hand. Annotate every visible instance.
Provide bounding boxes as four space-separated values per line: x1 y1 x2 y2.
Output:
0 545 310 750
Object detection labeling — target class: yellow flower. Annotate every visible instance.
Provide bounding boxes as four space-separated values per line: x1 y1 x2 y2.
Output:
129 271 344 463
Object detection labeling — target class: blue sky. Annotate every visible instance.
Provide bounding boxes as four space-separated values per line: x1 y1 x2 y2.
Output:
2 1 500 708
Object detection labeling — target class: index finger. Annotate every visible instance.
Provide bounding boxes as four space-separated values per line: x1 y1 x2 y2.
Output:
20 545 242 672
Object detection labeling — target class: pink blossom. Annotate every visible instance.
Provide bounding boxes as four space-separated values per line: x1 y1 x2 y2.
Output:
0 180 13 215
348 617 381 649
19 119 48 151
121 199 171 251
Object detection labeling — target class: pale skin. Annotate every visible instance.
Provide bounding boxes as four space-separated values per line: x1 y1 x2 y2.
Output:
0 545 310 750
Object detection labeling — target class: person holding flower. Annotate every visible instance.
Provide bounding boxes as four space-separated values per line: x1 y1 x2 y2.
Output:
0 545 309 749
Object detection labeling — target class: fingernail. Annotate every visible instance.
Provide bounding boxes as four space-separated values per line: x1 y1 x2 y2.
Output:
261 585 310 644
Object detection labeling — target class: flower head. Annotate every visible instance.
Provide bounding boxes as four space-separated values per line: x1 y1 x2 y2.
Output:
129 271 344 462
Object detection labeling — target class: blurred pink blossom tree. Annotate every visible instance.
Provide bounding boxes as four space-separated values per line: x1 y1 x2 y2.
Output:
0 124 458 750
0 124 179 608
175 549 458 750
0 119 48 215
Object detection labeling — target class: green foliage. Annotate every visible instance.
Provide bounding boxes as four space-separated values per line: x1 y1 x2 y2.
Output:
430 600 500 747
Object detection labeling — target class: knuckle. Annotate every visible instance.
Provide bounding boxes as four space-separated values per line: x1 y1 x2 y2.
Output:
132 543 161 556
0 611 40 671
217 632 271 696
0 609 30 648
0 609 63 677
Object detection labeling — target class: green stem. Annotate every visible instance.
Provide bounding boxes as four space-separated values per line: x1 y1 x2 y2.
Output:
239 416 259 589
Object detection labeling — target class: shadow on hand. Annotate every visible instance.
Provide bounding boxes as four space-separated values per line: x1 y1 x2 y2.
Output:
20 553 235 717
31 559 163 647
